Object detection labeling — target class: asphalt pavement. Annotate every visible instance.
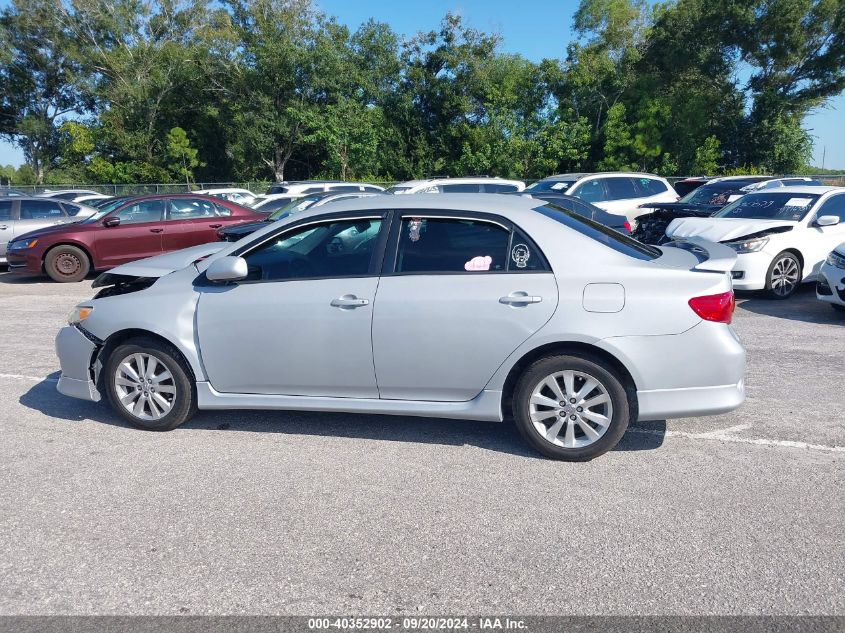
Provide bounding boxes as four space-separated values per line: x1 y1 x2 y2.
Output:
0 273 842 615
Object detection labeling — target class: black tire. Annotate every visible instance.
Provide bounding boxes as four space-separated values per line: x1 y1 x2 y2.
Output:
44 245 91 283
104 337 197 431
513 354 631 461
764 251 801 299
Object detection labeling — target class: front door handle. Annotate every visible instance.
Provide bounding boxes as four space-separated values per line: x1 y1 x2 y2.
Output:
500 292 542 306
331 295 370 309
150 228 164 233
0 226 7 230
208 224 222 229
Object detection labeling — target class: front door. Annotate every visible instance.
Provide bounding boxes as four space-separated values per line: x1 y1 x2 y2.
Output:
95 198 167 267
196 215 386 396
0 200 13 257
806 193 845 277
372 215 558 401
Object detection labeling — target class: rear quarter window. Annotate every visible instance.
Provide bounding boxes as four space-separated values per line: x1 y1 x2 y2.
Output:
536 204 661 261
635 178 669 196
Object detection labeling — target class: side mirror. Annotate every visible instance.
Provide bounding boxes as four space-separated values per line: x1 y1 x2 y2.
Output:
816 215 840 227
206 256 248 282
102 216 120 228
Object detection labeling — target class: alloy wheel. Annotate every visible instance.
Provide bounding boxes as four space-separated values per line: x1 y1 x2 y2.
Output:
770 257 800 297
528 370 613 449
113 353 177 420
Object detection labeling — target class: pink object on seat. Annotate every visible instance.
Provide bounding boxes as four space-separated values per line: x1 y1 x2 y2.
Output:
464 255 493 271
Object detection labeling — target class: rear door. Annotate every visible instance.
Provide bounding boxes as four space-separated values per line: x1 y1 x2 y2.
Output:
163 198 237 251
13 199 71 242
0 200 15 257
94 199 166 267
372 213 558 401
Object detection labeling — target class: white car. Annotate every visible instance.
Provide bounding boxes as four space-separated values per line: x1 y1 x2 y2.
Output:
73 194 113 205
264 181 385 199
194 188 259 207
816 244 845 312
38 189 100 201
525 172 677 224
666 186 845 298
386 177 525 195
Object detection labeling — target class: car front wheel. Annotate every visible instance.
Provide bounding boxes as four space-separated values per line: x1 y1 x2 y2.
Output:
104 337 197 431
765 252 801 299
513 354 631 461
45 245 90 283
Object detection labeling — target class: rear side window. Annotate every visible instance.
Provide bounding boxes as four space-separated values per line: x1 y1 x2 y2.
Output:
0 200 12 220
441 183 482 193
395 217 549 273
634 177 668 196
213 202 233 217
604 177 638 200
61 202 83 215
20 200 66 219
536 204 661 261
301 187 325 194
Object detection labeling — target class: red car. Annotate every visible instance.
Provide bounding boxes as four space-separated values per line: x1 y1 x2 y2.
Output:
6 194 264 282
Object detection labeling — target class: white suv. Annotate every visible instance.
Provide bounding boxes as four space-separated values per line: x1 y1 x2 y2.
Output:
525 172 677 223
387 177 525 195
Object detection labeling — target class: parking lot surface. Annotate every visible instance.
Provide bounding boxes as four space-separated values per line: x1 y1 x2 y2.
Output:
0 273 842 615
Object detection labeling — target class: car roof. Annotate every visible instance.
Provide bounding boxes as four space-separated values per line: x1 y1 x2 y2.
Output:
539 172 664 181
752 185 843 195
290 193 544 219
393 177 524 186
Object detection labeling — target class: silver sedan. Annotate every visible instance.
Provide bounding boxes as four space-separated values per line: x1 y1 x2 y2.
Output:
54 195 746 460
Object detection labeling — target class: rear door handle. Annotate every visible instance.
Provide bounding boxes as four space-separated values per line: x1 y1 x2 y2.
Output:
150 228 164 233
500 292 542 305
331 295 370 309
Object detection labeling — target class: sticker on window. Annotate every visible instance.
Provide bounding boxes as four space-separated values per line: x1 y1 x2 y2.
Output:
784 197 813 208
408 218 423 242
511 244 530 268
551 182 570 191
464 255 492 271
727 194 742 202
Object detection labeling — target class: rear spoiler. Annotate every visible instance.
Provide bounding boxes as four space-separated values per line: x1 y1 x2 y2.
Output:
665 237 737 273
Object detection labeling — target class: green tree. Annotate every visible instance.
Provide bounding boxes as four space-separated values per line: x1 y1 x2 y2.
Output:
165 127 202 183
692 135 721 175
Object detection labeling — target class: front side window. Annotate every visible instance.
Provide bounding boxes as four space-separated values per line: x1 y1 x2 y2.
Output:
20 200 66 219
483 183 519 193
816 195 845 222
0 200 12 220
113 199 165 224
714 192 822 221
571 179 606 203
525 179 576 193
396 217 513 273
242 218 382 282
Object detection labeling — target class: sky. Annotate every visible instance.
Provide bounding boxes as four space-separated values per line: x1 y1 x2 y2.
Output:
1 0 843 169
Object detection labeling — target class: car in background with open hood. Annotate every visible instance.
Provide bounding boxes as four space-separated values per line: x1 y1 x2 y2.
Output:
634 176 822 245
665 186 845 298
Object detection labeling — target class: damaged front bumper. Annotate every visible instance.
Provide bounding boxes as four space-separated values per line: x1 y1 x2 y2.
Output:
55 325 102 402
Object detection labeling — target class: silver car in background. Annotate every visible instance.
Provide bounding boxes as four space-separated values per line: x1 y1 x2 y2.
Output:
55 195 746 460
0 197 92 262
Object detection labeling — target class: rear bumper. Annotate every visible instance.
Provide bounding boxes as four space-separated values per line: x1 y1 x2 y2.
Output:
55 326 101 402
598 321 746 421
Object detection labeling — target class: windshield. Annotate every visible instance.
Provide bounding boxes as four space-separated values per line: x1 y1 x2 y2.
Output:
681 183 750 206
386 185 413 194
268 196 321 220
714 192 821 221
81 198 132 222
525 179 577 193
536 203 661 261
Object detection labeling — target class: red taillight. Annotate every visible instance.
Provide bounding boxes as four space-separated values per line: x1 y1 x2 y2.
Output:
623 220 632 233
688 291 735 324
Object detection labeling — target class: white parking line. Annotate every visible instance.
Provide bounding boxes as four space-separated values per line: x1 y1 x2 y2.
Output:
0 372 58 382
629 426 845 453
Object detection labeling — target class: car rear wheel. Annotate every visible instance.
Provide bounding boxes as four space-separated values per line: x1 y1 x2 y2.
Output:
765 252 801 299
45 245 90 283
513 354 630 461
104 337 197 431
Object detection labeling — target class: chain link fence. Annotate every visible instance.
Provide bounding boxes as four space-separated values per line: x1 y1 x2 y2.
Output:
2 175 844 196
